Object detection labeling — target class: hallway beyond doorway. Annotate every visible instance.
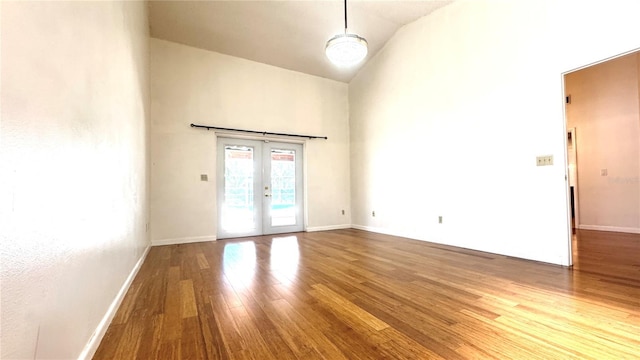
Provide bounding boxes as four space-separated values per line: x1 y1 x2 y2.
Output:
571 229 640 281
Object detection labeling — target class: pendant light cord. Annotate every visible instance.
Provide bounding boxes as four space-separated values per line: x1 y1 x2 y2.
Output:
344 0 348 32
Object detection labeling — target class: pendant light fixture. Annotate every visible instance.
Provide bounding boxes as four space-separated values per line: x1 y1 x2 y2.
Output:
325 0 368 67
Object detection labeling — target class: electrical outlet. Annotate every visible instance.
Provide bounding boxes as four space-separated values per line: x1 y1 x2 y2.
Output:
536 155 554 166
200 174 208 181
372 211 376 217
438 216 443 224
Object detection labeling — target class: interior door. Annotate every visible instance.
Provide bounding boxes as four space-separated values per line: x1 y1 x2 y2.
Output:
217 138 303 239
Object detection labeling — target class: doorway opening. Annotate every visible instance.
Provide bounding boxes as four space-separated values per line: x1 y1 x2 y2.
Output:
217 137 304 239
562 48 640 266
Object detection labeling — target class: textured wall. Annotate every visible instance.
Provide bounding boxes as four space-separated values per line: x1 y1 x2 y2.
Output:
349 0 640 265
0 1 149 358
149 39 351 244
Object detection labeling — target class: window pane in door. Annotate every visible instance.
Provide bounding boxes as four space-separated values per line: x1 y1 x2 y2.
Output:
270 149 296 226
222 146 255 232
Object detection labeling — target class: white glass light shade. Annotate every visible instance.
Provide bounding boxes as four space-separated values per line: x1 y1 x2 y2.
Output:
325 33 368 67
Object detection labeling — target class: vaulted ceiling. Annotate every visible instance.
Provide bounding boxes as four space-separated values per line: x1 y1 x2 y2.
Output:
149 1 454 82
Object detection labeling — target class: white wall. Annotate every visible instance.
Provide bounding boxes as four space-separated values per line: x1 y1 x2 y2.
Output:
349 0 640 265
566 52 640 233
0 1 149 359
150 39 350 244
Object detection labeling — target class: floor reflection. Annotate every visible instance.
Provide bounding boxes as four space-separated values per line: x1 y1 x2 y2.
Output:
270 236 300 286
223 241 257 290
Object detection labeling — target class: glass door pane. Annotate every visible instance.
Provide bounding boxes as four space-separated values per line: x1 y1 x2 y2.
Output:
270 149 296 226
222 145 255 231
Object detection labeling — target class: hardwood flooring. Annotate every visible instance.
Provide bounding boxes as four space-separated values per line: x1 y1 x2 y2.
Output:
93 229 640 359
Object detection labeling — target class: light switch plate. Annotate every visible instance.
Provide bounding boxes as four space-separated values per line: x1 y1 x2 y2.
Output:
536 155 554 166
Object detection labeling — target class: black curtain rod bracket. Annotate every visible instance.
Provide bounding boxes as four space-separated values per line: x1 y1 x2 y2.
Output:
190 124 327 140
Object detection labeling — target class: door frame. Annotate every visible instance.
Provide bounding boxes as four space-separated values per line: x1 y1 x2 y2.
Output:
215 133 308 238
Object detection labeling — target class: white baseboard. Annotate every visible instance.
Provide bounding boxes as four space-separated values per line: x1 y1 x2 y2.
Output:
78 245 150 360
351 224 423 240
577 224 640 234
306 224 352 232
352 224 385 233
352 225 566 265
151 235 217 246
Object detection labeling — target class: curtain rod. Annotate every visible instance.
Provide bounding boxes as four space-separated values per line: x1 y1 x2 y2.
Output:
190 124 328 140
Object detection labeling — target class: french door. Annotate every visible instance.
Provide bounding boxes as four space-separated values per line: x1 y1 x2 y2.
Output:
216 138 303 239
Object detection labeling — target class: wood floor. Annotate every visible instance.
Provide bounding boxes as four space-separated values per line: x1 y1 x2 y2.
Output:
93 229 640 359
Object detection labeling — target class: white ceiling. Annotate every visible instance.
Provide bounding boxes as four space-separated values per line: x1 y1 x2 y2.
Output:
149 1 454 83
